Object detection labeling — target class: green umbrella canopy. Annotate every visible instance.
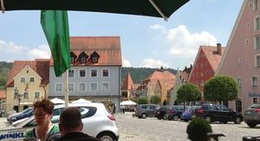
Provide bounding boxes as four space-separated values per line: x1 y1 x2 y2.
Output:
1 0 189 20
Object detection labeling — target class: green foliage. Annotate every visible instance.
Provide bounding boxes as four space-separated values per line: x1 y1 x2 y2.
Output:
150 95 160 104
0 61 13 90
204 75 238 103
177 83 201 103
186 117 213 141
137 98 148 104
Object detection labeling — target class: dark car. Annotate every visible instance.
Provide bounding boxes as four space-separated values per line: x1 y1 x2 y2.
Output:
244 103 260 128
180 105 201 122
155 105 170 120
166 105 190 121
9 107 34 123
194 103 243 124
135 104 160 119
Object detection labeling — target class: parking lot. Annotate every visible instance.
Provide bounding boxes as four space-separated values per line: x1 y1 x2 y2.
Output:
0 112 260 141
115 112 260 141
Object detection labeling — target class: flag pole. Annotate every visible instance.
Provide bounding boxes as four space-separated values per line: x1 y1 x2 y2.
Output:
63 70 69 108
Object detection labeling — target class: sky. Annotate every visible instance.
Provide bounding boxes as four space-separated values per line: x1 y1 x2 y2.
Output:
0 0 244 70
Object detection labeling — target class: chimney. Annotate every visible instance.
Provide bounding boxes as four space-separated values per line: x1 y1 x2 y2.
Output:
217 43 221 55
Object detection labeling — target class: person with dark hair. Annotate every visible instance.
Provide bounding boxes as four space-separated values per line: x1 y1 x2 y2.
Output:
56 107 101 141
24 98 60 141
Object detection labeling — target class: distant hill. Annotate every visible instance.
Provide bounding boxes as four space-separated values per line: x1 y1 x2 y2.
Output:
0 61 13 89
0 61 177 89
121 67 177 84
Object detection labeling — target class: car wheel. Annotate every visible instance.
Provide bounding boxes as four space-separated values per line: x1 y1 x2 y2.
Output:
97 132 115 141
247 123 257 128
163 115 168 120
234 117 242 124
173 115 179 121
141 113 147 119
205 116 211 123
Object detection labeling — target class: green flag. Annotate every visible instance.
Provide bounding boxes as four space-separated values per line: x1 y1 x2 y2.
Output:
41 10 71 77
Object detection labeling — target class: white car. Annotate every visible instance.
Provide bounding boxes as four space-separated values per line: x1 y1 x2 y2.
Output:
0 102 119 141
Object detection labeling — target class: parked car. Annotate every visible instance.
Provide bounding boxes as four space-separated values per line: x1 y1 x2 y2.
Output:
7 107 34 124
166 105 190 121
0 102 119 141
244 103 260 128
193 103 243 124
135 104 160 119
155 105 170 120
180 105 201 122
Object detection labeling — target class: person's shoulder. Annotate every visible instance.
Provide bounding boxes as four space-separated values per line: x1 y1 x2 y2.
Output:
24 128 37 140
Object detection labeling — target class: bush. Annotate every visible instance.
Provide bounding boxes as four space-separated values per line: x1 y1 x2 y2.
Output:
186 117 213 141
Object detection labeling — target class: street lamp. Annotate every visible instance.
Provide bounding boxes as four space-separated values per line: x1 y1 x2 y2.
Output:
14 88 27 112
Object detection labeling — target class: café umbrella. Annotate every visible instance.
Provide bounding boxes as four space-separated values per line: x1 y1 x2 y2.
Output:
1 0 189 21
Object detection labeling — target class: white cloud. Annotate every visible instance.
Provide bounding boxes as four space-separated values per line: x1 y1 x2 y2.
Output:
139 59 169 68
122 58 131 67
149 24 217 69
27 44 51 60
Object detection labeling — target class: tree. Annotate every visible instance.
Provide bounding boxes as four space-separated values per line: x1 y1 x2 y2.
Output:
177 83 201 103
137 98 148 104
204 75 238 104
150 95 160 104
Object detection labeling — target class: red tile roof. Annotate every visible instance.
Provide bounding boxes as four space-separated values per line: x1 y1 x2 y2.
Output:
143 70 176 91
121 72 134 90
201 46 225 72
0 90 6 99
6 59 50 87
50 36 122 66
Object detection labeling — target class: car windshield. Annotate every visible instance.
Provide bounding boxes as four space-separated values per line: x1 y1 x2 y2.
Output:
249 104 260 109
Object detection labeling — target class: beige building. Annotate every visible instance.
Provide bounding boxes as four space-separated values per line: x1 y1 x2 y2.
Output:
5 59 49 112
216 0 260 112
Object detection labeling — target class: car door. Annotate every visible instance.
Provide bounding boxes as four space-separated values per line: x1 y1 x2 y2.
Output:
219 105 233 121
208 104 220 121
149 105 157 117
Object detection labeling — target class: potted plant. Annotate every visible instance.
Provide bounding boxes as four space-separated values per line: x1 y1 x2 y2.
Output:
186 117 213 141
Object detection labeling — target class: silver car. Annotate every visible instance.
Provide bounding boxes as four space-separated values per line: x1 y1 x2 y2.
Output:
244 103 260 128
0 102 119 141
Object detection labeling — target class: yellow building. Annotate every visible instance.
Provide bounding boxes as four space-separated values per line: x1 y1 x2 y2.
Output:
5 59 49 112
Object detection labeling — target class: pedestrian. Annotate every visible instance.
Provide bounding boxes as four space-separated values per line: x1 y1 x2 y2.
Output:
55 107 101 141
24 98 60 141
121 105 125 114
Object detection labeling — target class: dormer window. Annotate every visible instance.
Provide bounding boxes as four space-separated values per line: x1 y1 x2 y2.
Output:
90 51 100 63
79 52 88 64
70 52 77 64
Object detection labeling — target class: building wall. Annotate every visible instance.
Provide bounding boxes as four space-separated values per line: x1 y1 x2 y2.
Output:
216 0 260 112
6 66 47 112
49 66 121 110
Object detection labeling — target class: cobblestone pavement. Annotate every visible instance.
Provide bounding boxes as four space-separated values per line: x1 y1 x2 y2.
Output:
115 112 260 141
1 113 260 141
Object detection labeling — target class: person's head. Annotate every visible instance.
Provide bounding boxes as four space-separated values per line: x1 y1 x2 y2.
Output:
33 98 54 125
59 107 83 136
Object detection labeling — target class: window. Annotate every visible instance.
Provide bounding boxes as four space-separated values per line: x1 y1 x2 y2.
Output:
55 83 63 92
102 69 109 77
256 17 260 30
254 0 259 11
24 91 29 99
80 56 86 64
90 82 98 92
92 56 98 63
29 77 34 82
69 70 74 77
35 92 40 100
256 55 260 67
253 98 258 103
237 78 242 88
21 77 25 82
79 70 86 77
252 76 258 87
79 83 86 92
91 69 97 77
102 82 109 92
255 35 260 49
68 83 74 92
